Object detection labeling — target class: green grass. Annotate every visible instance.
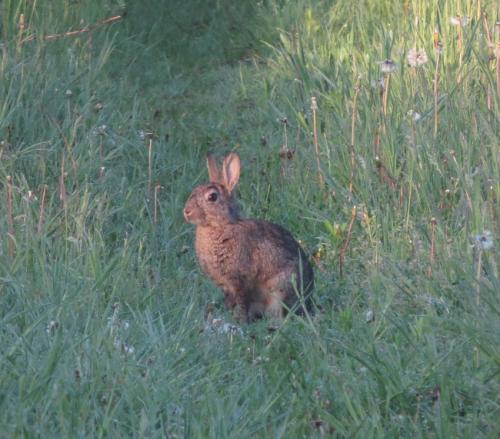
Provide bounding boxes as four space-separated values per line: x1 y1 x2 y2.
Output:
1 0 498 437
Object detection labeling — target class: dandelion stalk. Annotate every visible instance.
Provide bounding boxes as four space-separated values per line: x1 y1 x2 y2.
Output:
349 76 361 198
427 217 437 277
6 176 15 257
154 183 161 224
378 60 396 134
311 97 324 188
16 13 25 54
433 31 442 139
339 206 357 278
59 153 67 211
147 136 154 197
382 73 391 117
496 41 500 96
279 117 292 177
458 23 464 70
37 184 48 234
474 246 483 368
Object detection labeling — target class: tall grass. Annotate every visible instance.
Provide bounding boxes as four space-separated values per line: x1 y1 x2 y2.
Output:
0 0 498 437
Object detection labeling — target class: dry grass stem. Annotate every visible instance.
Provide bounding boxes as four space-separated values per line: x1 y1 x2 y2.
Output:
311 97 325 188
339 206 357 277
18 15 123 46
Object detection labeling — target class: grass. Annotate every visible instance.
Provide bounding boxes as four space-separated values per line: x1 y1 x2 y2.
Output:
0 0 498 437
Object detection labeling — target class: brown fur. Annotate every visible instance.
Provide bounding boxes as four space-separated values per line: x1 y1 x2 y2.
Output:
184 153 313 322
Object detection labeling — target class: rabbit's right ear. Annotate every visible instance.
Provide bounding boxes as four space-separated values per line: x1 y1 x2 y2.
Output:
222 153 241 194
206 154 222 183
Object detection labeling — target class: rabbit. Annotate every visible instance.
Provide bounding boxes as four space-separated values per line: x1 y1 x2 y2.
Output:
183 152 314 322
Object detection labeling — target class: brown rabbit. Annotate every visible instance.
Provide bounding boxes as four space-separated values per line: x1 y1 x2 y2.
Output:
183 152 314 322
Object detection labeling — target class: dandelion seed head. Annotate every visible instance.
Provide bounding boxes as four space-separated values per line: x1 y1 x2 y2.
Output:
473 231 494 251
450 15 469 27
65 89 73 97
370 78 385 91
407 48 428 67
379 59 397 74
310 96 318 111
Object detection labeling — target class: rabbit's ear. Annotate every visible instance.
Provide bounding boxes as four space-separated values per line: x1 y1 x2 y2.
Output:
206 154 222 183
222 153 241 193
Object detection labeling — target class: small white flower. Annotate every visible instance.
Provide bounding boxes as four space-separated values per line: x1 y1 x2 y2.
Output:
92 125 108 136
46 320 59 335
365 309 375 323
357 155 367 170
252 355 270 365
473 231 494 250
450 15 469 26
407 109 422 122
407 48 428 67
204 316 243 336
379 59 397 74
23 190 37 202
65 89 73 97
123 344 135 355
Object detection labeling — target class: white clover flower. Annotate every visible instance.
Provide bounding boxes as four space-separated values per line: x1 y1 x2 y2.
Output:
407 48 428 67
473 231 494 250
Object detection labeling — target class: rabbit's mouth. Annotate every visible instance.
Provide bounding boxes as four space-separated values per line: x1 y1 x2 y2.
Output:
183 207 194 222
184 206 203 224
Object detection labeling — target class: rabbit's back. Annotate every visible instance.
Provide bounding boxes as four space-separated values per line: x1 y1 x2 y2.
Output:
195 219 313 319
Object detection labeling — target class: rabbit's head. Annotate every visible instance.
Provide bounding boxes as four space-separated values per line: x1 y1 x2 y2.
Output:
184 153 241 227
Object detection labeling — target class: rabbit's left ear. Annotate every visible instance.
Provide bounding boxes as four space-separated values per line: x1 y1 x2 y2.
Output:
222 153 240 193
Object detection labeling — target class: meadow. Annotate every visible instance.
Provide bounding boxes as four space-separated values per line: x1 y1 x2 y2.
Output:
0 0 498 437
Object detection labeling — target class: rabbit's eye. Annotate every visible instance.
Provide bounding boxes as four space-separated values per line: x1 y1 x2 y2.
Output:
206 191 218 202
